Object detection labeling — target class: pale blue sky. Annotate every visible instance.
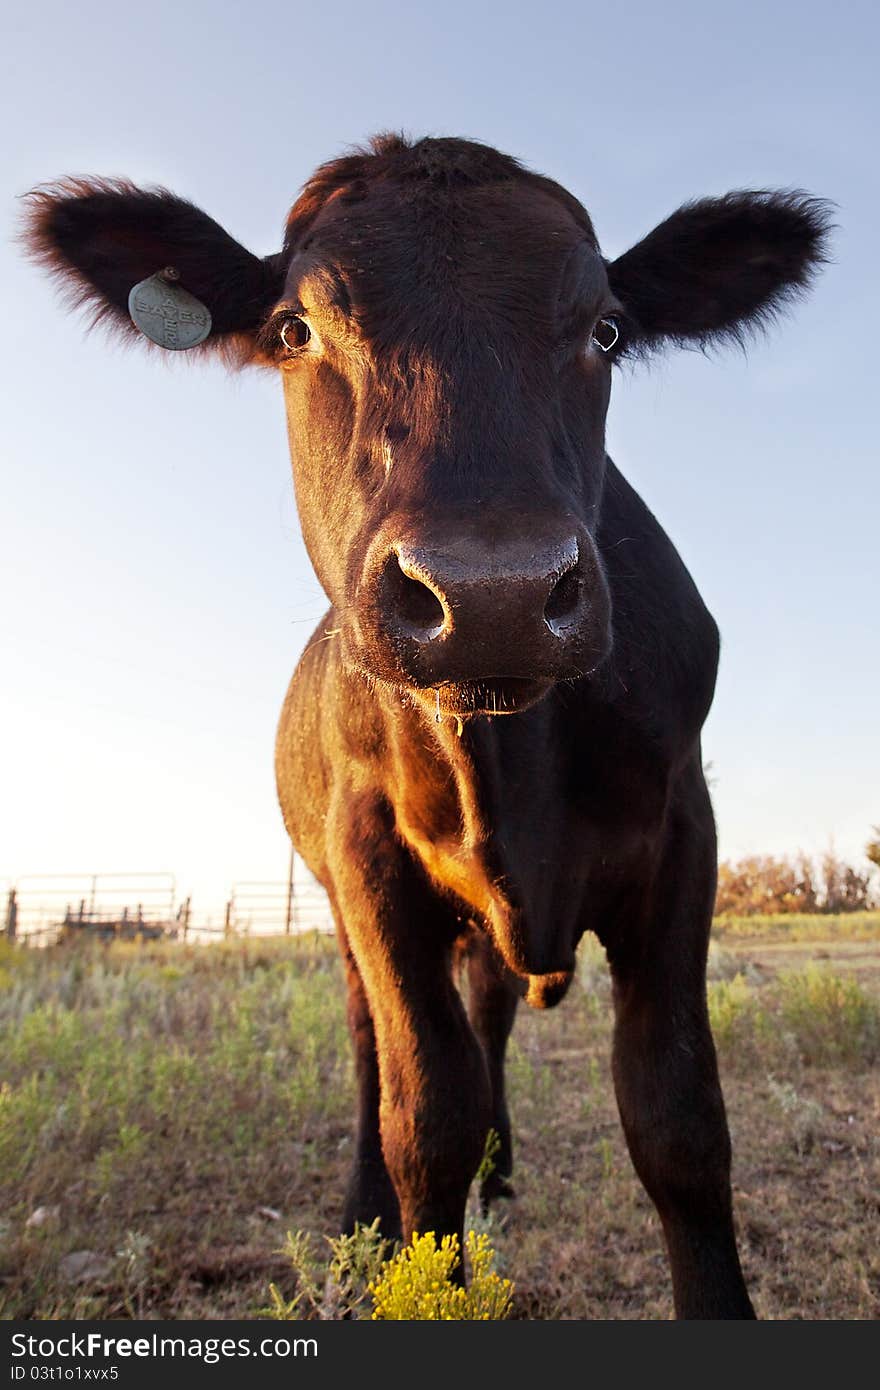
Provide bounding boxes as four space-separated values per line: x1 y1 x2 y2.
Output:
2 0 878 911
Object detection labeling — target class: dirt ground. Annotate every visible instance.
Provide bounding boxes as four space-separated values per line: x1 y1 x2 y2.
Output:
721 936 880 985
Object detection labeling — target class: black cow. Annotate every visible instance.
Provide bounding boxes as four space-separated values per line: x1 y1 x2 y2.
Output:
25 135 830 1318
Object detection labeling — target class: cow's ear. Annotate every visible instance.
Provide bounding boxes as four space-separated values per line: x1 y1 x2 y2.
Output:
21 178 285 363
606 191 833 355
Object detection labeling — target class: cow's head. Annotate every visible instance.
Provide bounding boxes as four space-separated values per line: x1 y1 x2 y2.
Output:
24 136 830 720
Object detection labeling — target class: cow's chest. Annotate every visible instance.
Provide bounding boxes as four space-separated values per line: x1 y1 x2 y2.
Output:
384 704 667 941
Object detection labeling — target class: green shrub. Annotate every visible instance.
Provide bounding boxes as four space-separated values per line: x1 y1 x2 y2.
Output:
766 1078 824 1155
707 973 759 1052
266 1226 513 1321
265 1220 390 1319
776 966 880 1066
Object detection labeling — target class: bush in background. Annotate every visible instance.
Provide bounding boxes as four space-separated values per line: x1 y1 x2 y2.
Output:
716 844 878 916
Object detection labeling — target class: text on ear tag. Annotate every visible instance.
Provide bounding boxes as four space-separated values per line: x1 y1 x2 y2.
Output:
127 271 212 350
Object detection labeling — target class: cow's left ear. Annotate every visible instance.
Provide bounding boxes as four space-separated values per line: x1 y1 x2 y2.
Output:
22 178 285 363
606 190 833 354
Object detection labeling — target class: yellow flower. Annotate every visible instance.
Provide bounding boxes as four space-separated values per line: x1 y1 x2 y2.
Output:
369 1231 513 1321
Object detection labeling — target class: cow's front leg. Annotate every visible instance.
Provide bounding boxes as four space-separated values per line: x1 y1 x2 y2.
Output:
604 771 755 1320
462 930 519 1209
334 914 402 1239
329 794 492 1246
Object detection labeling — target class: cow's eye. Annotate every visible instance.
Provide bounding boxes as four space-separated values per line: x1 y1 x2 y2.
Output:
279 315 312 353
591 317 620 353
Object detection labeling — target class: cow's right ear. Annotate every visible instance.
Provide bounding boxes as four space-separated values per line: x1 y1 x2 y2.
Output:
21 178 285 363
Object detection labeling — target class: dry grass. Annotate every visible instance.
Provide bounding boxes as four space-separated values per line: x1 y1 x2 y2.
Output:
1 922 878 1320
713 910 880 942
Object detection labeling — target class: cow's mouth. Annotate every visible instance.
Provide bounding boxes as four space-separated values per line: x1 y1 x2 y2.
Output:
426 677 553 720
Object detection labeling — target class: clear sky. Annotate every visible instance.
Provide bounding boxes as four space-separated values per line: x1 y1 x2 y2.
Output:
2 0 878 914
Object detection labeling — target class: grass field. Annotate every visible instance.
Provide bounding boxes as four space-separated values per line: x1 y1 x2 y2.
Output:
1 916 879 1320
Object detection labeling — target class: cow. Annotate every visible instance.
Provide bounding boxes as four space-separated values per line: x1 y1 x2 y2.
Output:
24 134 830 1318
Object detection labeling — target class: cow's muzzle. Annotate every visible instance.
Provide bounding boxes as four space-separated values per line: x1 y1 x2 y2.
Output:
353 515 612 708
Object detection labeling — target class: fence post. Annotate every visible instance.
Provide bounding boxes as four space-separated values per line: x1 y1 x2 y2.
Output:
224 899 233 940
5 889 17 941
285 845 295 936
181 896 191 940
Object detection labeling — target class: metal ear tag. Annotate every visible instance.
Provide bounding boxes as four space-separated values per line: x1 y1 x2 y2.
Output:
128 267 212 350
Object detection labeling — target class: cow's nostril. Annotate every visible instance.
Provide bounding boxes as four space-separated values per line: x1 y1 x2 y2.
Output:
385 559 447 641
544 568 582 636
398 574 445 634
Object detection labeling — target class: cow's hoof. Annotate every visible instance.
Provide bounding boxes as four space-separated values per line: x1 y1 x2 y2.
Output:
479 1172 516 1214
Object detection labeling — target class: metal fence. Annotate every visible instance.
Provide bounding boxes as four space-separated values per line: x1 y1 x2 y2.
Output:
3 863 333 947
222 873 333 938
